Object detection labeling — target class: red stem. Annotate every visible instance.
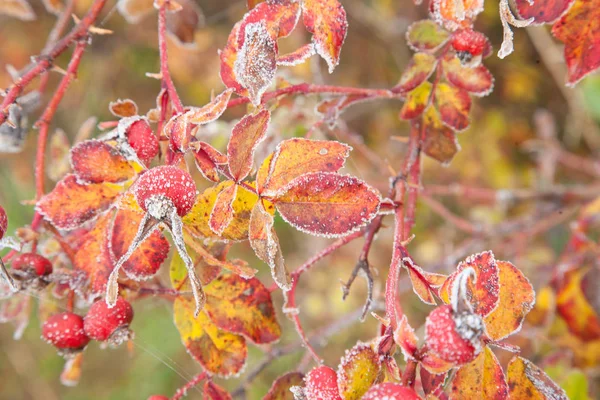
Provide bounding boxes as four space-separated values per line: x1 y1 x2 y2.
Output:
158 5 184 114
171 371 207 400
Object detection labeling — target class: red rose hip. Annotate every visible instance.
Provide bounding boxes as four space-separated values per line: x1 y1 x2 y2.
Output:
363 383 422 400
84 297 134 344
12 253 53 276
0 205 7 240
127 119 159 165
42 312 90 351
451 29 488 56
304 365 342 400
134 165 197 218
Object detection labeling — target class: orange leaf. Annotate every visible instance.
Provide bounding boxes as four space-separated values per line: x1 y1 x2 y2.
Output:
111 208 170 280
249 201 289 290
434 83 471 131
551 0 600 86
257 138 351 196
0 0 35 20
219 22 248 96
516 0 574 25
37 175 121 230
173 296 247 376
507 356 568 400
239 0 300 43
440 251 500 318
228 109 270 182
72 211 114 296
209 184 237 236
450 347 508 400
403 258 446 305
420 351 455 374
556 267 600 341
264 372 304 400
406 20 450 53
421 106 460 164
70 140 135 184
483 261 535 341
431 0 484 31
204 273 281 344
203 381 231 400
193 142 227 182
302 0 348 73
185 89 233 125
394 315 418 361
336 343 381 400
395 53 437 93
442 55 494 96
399 81 432 120
272 172 380 237
109 99 138 118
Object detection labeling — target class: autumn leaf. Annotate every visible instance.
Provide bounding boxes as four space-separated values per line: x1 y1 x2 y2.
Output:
173 296 247 376
271 172 380 237
434 83 471 131
238 0 300 43
193 142 227 183
420 106 460 164
394 53 438 93
209 184 238 236
204 273 281 344
421 368 446 395
451 347 509 400
70 140 135 184
399 81 432 120
420 351 455 374
220 22 248 96
109 99 138 118
111 208 170 281
516 0 574 25
203 381 231 400
430 0 484 31
277 43 316 66
394 315 418 361
442 54 494 96
403 258 446 305
336 343 381 400
257 138 351 196
228 109 270 182
551 0 600 86
302 0 348 73
264 372 304 400
37 175 121 230
185 89 233 125
406 19 450 52
507 356 568 400
556 267 600 341
362 383 422 400
165 0 204 47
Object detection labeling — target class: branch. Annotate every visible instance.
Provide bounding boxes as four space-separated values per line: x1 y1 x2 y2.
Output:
158 5 184 114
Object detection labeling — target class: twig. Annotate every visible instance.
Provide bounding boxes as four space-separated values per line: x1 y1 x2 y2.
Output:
171 371 207 400
158 5 184 114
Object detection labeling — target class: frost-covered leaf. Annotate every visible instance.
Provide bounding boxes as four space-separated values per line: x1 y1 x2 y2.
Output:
507 356 568 400
393 315 418 361
193 142 227 183
173 296 247 376
186 89 233 125
302 0 348 73
434 83 471 131
37 175 121 230
442 54 494 96
277 43 316 66
420 351 455 374
70 140 135 184
220 22 248 96
451 347 509 400
430 0 484 31
421 368 446 395
272 172 380 237
204 273 281 343
238 0 300 43
228 109 270 182
362 383 422 400
421 106 460 164
399 81 432 120
483 261 535 341
109 99 138 118
203 381 231 400
257 138 351 196
0 0 35 20
406 19 450 52
440 251 500 318
336 343 380 400
48 129 71 182
165 0 204 47
249 201 289 290
516 0 574 25
403 257 446 305
394 53 437 93
551 0 600 86
209 183 237 236
111 208 170 280
264 372 304 400
233 21 277 105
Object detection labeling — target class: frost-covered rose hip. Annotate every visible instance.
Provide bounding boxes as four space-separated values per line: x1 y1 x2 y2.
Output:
362 383 422 400
425 304 483 364
134 165 196 217
12 253 53 276
0 205 7 240
84 297 133 344
126 119 159 165
42 312 90 352
106 165 204 318
304 365 342 400
451 29 489 65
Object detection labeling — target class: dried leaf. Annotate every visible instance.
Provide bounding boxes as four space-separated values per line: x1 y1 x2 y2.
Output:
442 55 494 96
302 0 348 73
451 347 509 400
264 372 304 400
109 99 138 118
165 0 204 47
70 140 135 184
209 184 238 236
173 296 247 376
406 20 450 52
204 273 281 343
399 81 432 120
37 175 121 230
434 83 471 131
336 343 381 400
394 53 438 93
272 172 380 237
228 109 270 182
507 356 568 400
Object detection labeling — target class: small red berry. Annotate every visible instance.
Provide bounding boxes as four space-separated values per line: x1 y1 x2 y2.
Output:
425 304 483 365
134 165 197 217
127 120 159 165
42 312 90 351
304 365 342 400
451 29 488 56
363 383 422 400
12 253 53 276
84 297 134 343
0 205 7 240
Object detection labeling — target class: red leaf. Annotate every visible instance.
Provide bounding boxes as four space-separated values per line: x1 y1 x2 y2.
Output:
272 172 380 237
264 372 304 400
193 142 227 182
394 315 418 361
209 184 238 236
203 381 231 400
399 82 432 120
516 0 574 24
185 89 233 125
37 175 121 230
451 347 509 400
239 0 300 44
403 257 446 305
219 22 248 96
551 0 600 86
277 43 316 66
394 53 437 93
70 140 135 184
228 109 270 182
442 54 494 96
434 83 471 131
302 0 348 73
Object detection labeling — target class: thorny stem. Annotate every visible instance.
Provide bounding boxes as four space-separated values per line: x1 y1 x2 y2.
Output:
158 5 184 115
171 371 207 400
